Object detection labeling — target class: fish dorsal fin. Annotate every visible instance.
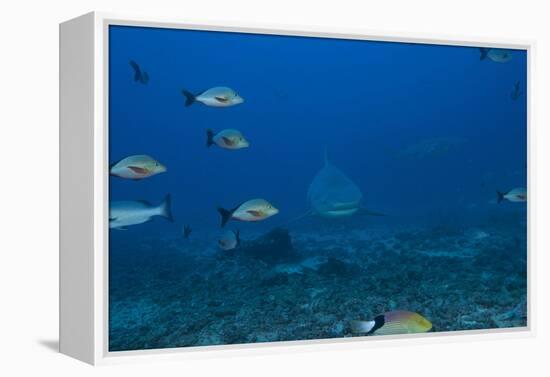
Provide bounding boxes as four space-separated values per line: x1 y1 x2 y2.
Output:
324 148 331 167
109 157 124 170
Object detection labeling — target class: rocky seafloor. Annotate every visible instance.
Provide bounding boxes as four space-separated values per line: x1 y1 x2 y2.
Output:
109 220 527 351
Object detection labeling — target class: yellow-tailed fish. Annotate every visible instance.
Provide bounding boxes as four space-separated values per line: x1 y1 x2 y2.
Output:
497 187 527 203
110 154 166 180
218 230 240 250
351 310 432 336
206 129 249 150
181 86 244 107
217 199 279 227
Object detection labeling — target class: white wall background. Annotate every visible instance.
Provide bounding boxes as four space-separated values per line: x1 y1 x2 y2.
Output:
0 0 548 375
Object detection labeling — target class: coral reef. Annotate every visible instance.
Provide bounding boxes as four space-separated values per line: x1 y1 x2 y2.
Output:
109 222 527 351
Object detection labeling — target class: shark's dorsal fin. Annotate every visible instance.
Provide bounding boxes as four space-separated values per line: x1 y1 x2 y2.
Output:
324 148 330 167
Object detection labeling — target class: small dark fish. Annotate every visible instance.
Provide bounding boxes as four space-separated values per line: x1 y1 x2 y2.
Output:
129 60 149 84
183 225 192 240
511 81 521 101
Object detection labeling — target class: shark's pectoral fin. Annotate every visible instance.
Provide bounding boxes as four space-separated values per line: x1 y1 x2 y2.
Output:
276 209 315 227
359 208 387 216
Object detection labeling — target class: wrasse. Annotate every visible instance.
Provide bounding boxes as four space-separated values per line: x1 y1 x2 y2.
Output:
351 310 432 336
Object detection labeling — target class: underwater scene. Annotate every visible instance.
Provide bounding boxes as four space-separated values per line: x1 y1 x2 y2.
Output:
108 25 528 351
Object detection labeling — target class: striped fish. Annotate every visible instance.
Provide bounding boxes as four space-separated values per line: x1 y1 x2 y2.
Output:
351 310 432 336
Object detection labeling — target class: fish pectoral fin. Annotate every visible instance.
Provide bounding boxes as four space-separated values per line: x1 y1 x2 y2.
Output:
127 166 149 174
109 217 117 222
214 96 230 103
113 226 128 231
221 136 234 146
246 210 264 217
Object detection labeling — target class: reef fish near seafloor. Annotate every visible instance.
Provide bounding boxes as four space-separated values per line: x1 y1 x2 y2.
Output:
218 230 240 250
351 310 433 336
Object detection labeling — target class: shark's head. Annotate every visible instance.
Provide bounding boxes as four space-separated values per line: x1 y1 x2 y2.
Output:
308 150 363 219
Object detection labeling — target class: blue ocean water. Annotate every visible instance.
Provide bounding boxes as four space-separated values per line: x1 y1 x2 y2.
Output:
108 25 527 351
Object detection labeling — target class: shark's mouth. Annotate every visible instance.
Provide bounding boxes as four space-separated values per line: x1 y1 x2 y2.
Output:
317 201 360 217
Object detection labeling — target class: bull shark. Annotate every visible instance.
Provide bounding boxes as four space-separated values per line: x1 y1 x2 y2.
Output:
280 150 384 225
307 150 364 218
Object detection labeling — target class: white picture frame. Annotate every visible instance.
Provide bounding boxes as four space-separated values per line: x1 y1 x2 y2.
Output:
59 11 535 365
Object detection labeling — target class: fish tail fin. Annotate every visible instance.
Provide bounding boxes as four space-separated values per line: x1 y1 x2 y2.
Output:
160 194 174 222
217 207 235 228
129 60 141 82
368 315 386 334
479 48 489 61
233 229 241 247
182 90 196 107
206 129 215 147
497 190 506 204
350 320 376 334
141 71 149 84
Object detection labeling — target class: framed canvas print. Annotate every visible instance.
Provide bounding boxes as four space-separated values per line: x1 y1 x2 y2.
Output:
60 12 533 365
